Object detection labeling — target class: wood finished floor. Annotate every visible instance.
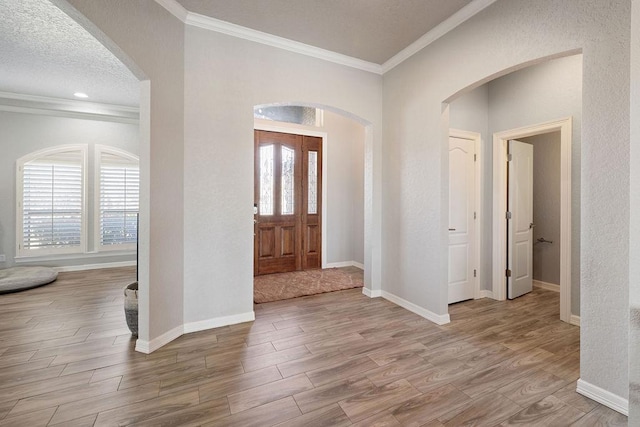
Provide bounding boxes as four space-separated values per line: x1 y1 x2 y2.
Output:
0 267 627 426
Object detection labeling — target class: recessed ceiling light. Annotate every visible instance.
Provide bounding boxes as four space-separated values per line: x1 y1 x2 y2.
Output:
74 92 89 98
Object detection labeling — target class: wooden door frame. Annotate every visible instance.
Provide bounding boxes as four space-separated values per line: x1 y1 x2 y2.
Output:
492 117 574 324
449 129 482 301
254 122 328 268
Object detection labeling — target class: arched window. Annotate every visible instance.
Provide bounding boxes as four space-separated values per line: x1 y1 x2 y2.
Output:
17 145 87 256
95 146 139 250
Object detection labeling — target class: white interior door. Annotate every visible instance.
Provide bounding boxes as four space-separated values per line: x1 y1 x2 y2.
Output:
448 136 476 304
508 139 534 299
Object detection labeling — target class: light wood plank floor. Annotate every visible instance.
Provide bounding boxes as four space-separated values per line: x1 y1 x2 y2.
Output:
0 267 627 426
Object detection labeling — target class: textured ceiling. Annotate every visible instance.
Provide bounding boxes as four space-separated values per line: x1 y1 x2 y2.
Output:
0 0 139 107
0 0 472 107
176 0 473 64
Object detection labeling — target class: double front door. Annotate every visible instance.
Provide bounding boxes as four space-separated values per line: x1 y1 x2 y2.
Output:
254 130 322 276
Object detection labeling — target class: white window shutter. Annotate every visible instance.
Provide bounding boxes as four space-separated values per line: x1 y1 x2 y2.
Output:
99 151 139 247
21 149 83 251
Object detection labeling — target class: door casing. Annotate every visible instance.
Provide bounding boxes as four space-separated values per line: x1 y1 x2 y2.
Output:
492 117 573 324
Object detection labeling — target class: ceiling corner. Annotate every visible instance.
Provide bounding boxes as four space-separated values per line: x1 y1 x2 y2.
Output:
155 0 188 23
382 0 499 74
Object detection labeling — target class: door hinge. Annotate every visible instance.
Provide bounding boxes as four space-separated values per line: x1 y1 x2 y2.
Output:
474 154 477 162
473 212 476 220
473 269 477 278
507 153 513 162
506 269 512 277
506 211 512 219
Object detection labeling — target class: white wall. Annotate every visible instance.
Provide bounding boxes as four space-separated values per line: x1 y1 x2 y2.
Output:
448 54 581 311
181 26 381 327
64 0 186 345
630 0 640 420
521 132 561 287
61 0 632 409
449 85 490 289
383 0 629 402
488 54 582 316
0 110 138 268
255 111 365 267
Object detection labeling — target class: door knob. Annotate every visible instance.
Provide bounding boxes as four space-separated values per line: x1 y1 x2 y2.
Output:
529 222 535 229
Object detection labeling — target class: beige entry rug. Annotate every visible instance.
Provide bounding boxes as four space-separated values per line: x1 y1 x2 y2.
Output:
254 268 364 303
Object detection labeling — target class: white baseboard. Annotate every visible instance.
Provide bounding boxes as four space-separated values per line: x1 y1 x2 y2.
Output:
362 287 382 298
479 289 494 299
135 324 184 354
570 314 581 327
326 261 365 270
54 261 136 272
576 379 628 416
533 280 560 292
381 291 450 325
135 311 256 354
183 311 255 333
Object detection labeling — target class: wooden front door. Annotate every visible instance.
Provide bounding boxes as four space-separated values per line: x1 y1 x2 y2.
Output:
254 130 322 275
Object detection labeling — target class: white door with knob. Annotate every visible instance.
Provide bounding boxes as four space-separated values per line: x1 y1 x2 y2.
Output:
507 139 534 299
448 136 476 304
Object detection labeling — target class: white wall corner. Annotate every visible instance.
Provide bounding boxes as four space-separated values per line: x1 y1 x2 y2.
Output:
381 291 450 325
479 289 494 299
576 379 628 416
570 314 581 327
154 0 188 22
326 261 365 269
135 324 184 354
362 287 382 298
533 279 560 292
352 261 365 270
183 311 256 334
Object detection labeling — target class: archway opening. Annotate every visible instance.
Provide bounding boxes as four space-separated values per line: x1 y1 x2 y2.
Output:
252 102 371 301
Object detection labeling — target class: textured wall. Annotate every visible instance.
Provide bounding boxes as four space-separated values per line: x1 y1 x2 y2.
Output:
383 0 629 401
488 55 582 316
56 0 632 408
629 0 640 421
0 111 139 268
430 53 582 306
521 132 561 287
449 85 490 289
182 26 382 325
62 0 186 343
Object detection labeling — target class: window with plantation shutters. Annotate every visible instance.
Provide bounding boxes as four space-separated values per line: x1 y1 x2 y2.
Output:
97 147 139 249
17 146 86 256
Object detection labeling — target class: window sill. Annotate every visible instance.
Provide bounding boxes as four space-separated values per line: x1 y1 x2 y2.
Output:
14 250 136 264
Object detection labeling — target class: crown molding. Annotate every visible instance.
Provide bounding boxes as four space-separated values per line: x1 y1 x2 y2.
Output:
0 91 139 123
155 0 497 76
185 12 383 75
154 0 382 74
382 0 499 73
